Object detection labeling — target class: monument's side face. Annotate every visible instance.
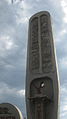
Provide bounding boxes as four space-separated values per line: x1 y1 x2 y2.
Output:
26 11 59 119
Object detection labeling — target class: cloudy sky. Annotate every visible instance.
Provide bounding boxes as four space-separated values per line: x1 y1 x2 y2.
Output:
0 0 67 118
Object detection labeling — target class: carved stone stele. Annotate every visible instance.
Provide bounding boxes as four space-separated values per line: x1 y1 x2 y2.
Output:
26 11 60 119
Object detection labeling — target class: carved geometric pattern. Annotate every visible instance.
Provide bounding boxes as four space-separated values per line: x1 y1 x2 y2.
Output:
40 15 53 72
30 17 39 72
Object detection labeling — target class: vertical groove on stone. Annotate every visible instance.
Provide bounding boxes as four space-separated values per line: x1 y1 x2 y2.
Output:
38 16 42 73
30 17 39 73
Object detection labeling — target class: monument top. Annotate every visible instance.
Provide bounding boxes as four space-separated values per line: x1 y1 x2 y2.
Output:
29 11 50 21
27 11 54 74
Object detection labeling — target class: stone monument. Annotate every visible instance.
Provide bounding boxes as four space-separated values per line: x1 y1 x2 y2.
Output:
0 103 23 119
26 11 60 119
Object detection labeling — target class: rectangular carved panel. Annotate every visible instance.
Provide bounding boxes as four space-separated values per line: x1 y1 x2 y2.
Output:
30 17 39 73
40 15 53 72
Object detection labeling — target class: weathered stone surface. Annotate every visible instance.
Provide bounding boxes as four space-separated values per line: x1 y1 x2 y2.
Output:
0 103 23 119
26 11 59 119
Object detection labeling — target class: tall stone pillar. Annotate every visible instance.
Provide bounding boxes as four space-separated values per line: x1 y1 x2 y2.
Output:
26 11 60 119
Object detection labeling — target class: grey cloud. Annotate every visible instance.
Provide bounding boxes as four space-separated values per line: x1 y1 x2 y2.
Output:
0 0 67 118
60 85 67 119
0 82 26 116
